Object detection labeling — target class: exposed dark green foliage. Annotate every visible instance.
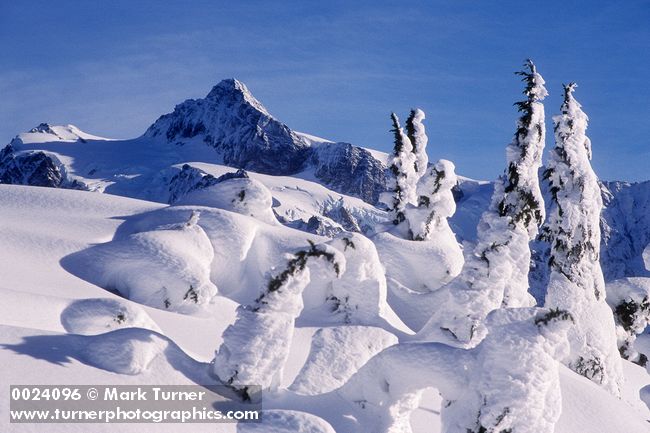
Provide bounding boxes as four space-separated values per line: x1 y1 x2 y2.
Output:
574 356 605 384
409 165 447 241
497 59 545 231
255 240 342 309
614 297 650 364
327 295 353 323
341 237 355 251
114 312 126 324
390 113 404 155
534 308 574 327
183 285 199 303
614 297 649 332
388 113 406 224
405 109 421 172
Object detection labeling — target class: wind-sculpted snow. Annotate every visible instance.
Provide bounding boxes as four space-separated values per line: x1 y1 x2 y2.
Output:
418 213 536 345
290 326 398 395
455 177 650 299
64 210 218 312
78 328 170 375
339 307 572 433
374 231 463 295
3 179 650 432
405 159 458 242
213 242 344 398
177 175 278 225
60 298 159 335
237 410 336 433
303 233 405 328
4 72 650 433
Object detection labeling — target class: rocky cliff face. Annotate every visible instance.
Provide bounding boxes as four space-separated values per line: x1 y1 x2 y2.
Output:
0 143 84 189
311 142 386 204
144 79 313 175
143 78 386 203
600 180 650 279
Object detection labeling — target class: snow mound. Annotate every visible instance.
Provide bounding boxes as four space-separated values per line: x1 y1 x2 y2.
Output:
237 410 336 433
339 307 572 433
384 278 444 332
178 176 277 225
290 326 397 395
78 328 169 375
61 298 159 335
373 231 462 294
640 385 650 411
302 233 406 329
66 210 217 312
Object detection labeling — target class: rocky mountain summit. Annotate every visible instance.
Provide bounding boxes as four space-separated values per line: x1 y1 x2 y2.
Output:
0 79 385 203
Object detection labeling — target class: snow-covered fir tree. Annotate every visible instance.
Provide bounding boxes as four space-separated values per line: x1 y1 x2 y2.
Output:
405 108 429 174
382 113 417 225
418 60 548 345
542 82 623 395
496 58 548 305
383 108 459 245
405 159 458 241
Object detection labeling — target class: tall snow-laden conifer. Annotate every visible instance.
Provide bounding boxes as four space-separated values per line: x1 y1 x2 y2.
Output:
401 108 458 242
496 58 548 306
499 59 547 238
383 113 417 225
406 159 458 242
418 60 548 345
405 109 429 174
542 83 623 396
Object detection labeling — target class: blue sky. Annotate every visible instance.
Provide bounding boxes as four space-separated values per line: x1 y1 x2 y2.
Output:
1 0 649 181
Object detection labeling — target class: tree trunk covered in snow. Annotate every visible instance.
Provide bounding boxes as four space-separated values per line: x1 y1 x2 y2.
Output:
542 83 623 396
213 241 344 400
405 109 429 175
405 159 458 242
418 61 547 345
383 113 417 225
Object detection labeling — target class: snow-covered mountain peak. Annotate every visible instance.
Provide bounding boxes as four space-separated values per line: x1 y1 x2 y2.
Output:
17 123 106 144
28 122 58 135
205 78 271 117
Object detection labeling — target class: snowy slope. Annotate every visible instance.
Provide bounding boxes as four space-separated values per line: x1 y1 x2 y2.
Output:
2 184 649 433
